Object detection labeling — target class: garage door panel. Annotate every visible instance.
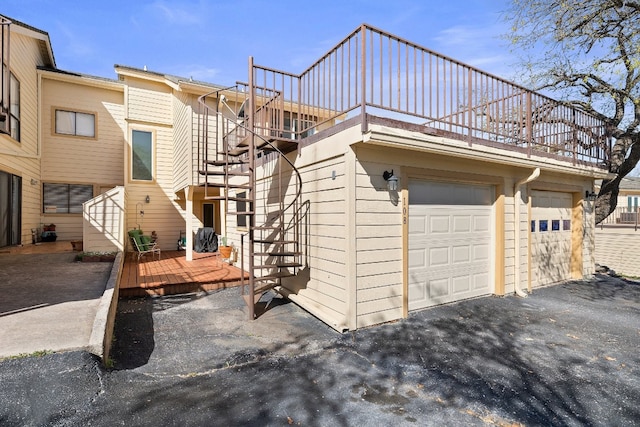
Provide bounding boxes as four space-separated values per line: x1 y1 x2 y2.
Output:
474 215 491 232
473 244 490 262
429 247 449 266
452 275 471 293
409 215 426 233
452 245 470 263
408 248 426 268
408 282 428 310
430 216 450 233
429 278 450 299
409 181 494 311
473 273 489 290
453 215 471 232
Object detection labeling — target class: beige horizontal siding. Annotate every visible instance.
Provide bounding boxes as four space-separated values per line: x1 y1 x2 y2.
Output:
84 186 126 252
41 79 124 184
172 91 192 192
354 157 404 327
358 284 402 301
4 32 39 156
40 215 82 241
1 32 53 243
124 114 185 250
238 143 349 328
357 248 401 264
356 223 403 238
358 295 403 316
595 227 640 277
356 307 404 328
356 271 403 289
126 80 172 125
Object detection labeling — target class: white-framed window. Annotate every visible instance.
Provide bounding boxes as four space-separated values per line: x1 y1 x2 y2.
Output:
2 64 19 141
131 130 153 181
43 183 93 214
283 116 315 140
55 109 95 137
236 191 247 228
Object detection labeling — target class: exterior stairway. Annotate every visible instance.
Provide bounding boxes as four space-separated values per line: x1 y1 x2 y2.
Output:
197 85 303 319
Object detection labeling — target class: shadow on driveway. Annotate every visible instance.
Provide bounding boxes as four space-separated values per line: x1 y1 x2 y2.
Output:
1 275 639 426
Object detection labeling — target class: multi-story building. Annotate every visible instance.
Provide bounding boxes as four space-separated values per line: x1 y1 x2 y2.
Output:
1 17 609 330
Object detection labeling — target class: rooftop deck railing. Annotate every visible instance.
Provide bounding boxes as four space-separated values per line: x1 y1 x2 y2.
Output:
250 24 610 167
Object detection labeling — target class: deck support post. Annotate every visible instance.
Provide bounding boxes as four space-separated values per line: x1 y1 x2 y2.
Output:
185 186 194 262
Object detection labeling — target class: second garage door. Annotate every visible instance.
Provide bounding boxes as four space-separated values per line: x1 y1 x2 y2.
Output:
408 180 494 311
531 190 573 287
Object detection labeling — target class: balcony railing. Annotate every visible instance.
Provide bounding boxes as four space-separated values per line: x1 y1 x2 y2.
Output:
599 206 639 230
249 24 610 167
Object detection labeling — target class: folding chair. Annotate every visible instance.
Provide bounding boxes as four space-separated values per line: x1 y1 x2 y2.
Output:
128 229 161 261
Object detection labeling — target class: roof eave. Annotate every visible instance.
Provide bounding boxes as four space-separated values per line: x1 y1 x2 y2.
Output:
3 15 55 68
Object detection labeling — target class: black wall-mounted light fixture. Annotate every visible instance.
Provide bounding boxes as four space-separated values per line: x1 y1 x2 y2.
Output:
383 170 399 192
585 190 597 201
145 195 150 203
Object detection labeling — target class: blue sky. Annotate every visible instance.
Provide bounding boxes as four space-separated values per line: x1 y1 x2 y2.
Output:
3 0 512 85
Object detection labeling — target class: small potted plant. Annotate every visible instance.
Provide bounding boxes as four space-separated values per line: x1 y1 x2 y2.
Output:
218 236 233 259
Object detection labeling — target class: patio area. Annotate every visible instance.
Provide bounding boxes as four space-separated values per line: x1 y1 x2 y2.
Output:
0 241 246 297
120 250 247 297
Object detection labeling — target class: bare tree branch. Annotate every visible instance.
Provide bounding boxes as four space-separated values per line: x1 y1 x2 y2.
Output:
505 0 640 223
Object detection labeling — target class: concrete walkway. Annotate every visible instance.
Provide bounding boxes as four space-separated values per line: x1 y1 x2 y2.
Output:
0 274 638 426
0 242 113 358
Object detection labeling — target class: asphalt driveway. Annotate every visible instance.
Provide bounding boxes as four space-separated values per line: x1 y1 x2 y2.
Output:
0 275 639 426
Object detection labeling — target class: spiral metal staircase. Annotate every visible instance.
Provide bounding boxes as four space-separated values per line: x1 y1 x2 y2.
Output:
197 84 303 319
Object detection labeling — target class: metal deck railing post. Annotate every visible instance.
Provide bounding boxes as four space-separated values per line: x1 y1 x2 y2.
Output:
248 56 256 320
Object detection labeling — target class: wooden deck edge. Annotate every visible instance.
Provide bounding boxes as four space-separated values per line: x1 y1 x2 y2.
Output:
119 279 244 297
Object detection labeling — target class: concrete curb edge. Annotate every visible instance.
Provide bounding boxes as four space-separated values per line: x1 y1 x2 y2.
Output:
88 251 124 364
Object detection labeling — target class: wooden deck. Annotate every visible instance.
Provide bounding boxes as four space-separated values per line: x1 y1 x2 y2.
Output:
120 250 247 297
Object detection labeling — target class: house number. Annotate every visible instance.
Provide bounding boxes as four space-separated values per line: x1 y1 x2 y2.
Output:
402 197 408 224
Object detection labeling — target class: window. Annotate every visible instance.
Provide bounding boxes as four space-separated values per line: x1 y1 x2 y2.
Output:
55 110 95 137
1 64 19 141
9 71 19 141
131 130 153 181
283 116 315 140
236 191 247 228
43 183 93 214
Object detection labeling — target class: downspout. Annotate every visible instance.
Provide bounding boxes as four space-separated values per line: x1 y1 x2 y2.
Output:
514 168 540 297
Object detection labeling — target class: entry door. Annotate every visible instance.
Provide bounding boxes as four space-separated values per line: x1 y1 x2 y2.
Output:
0 171 21 247
531 190 573 287
408 180 494 311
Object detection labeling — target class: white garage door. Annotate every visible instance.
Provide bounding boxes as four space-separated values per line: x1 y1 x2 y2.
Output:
408 181 494 311
531 190 573 287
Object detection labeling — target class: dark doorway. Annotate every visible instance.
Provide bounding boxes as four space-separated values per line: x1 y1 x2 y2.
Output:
203 203 215 228
0 170 21 247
